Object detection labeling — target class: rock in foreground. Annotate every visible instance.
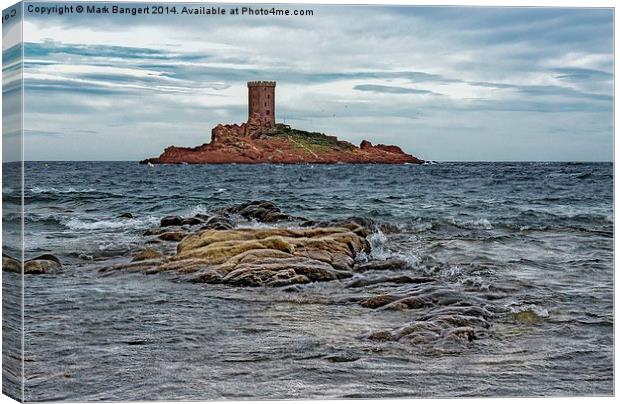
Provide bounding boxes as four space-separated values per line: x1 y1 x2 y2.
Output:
141 118 423 165
98 200 493 351
106 226 370 287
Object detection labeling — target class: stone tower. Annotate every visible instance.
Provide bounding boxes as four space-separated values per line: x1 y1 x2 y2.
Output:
247 81 276 127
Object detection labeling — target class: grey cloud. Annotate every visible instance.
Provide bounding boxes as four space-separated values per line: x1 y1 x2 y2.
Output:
353 84 441 95
24 130 64 137
554 67 613 81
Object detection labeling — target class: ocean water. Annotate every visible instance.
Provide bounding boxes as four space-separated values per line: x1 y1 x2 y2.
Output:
2 161 614 400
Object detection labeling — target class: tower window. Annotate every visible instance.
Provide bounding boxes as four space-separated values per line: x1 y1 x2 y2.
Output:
266 110 270 115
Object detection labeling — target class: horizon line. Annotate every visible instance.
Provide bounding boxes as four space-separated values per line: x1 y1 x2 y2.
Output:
2 160 614 164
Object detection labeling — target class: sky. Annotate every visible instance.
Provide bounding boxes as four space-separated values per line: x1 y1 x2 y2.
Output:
2 2 614 161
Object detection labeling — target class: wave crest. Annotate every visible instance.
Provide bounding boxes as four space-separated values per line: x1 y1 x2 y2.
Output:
366 230 419 267
63 216 159 231
29 187 98 194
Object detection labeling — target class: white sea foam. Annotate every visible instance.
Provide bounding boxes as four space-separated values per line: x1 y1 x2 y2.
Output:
449 217 493 230
237 220 277 229
367 230 389 256
367 229 419 267
447 265 464 277
184 204 209 217
30 187 97 194
507 303 549 318
410 221 433 232
354 250 370 263
63 216 158 231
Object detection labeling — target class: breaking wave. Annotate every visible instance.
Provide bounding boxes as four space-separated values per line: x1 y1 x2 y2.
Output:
29 186 98 194
448 217 494 230
366 230 419 267
62 216 159 231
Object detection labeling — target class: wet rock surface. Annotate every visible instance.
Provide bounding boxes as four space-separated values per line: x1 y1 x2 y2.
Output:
221 200 300 223
199 215 234 230
160 216 184 227
107 225 369 287
3 253 63 274
131 249 164 262
2 254 21 273
358 282 494 352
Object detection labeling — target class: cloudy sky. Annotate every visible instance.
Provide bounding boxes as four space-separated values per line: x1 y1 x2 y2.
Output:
2 3 614 161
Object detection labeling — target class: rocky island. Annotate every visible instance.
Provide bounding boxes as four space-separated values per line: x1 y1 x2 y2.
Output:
141 81 424 165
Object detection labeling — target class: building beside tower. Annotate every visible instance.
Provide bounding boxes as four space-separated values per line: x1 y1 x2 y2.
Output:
247 81 276 127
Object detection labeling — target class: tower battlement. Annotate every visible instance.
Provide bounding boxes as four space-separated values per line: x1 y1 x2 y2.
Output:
247 81 276 87
247 81 276 126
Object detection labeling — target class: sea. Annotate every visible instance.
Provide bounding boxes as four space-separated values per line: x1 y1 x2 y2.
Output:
1 161 614 400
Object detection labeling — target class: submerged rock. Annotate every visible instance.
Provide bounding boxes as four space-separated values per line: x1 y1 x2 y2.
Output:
354 258 409 272
361 283 492 352
365 312 488 352
324 353 360 363
346 275 435 288
359 294 402 309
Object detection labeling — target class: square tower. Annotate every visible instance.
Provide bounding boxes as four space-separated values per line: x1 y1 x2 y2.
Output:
248 81 276 127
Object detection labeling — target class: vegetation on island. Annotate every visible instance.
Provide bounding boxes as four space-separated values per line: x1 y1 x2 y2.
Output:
268 124 356 152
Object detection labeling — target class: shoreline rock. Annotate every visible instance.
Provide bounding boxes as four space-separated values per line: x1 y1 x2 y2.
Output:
2 253 63 275
113 225 370 287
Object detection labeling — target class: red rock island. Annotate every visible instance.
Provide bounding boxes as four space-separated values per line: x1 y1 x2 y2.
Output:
141 81 424 165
